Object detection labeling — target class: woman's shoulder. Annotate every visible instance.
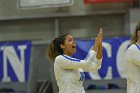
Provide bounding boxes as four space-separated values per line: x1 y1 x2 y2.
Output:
55 55 63 61
54 55 64 64
127 44 138 51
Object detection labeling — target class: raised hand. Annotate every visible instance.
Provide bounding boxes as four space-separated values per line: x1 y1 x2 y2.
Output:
98 28 103 47
92 36 99 52
92 28 103 52
96 28 103 59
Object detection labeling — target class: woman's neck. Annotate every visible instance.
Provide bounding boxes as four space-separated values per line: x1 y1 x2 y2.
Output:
63 52 72 57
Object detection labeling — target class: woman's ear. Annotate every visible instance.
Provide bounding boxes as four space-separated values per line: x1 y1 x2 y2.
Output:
60 44 65 49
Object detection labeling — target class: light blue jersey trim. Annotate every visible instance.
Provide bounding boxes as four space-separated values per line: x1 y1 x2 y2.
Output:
62 55 81 62
84 53 91 61
135 44 140 51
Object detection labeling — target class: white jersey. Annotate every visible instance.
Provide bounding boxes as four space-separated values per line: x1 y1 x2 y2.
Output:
54 50 102 93
125 44 140 93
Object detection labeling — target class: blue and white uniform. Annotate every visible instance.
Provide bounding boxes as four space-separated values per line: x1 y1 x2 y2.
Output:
54 50 102 93
125 44 140 93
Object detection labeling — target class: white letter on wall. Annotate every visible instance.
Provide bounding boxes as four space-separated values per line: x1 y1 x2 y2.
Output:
1 45 27 82
89 42 112 80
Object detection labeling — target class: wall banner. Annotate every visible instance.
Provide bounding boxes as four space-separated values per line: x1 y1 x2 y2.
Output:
0 41 31 82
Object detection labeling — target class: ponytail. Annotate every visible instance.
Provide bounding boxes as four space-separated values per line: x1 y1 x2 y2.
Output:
47 40 56 61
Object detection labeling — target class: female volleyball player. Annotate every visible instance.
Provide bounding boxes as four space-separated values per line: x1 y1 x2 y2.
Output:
47 29 103 93
125 21 140 93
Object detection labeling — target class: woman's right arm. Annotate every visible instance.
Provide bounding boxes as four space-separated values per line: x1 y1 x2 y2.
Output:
55 50 97 69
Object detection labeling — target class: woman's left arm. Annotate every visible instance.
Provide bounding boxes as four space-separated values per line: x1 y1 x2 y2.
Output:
83 29 103 71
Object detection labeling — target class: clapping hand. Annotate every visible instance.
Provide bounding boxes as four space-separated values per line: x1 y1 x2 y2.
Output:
92 28 103 52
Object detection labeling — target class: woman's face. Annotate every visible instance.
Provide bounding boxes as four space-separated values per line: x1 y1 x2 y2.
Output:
60 35 76 56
